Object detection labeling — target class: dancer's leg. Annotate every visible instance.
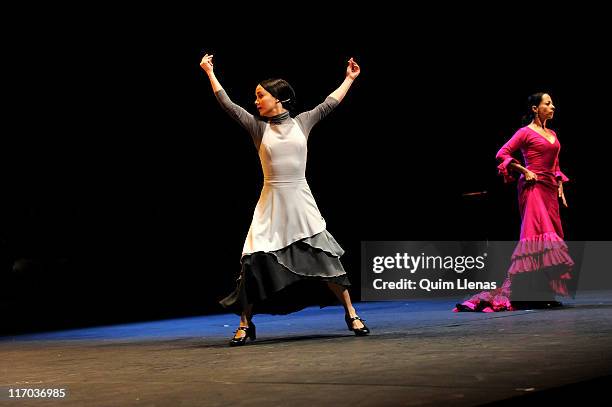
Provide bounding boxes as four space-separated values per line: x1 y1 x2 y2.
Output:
326 282 365 329
234 304 254 339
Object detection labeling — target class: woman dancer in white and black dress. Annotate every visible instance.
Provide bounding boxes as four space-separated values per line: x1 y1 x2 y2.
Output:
200 53 370 346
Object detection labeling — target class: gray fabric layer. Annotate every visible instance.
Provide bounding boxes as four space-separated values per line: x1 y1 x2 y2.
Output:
219 230 351 316
271 230 346 278
214 89 339 150
214 89 266 149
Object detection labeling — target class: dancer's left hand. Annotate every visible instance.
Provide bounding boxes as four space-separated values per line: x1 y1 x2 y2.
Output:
200 53 214 74
346 57 360 80
558 182 568 208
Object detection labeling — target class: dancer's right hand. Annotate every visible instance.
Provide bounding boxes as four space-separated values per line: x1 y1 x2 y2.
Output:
558 182 568 207
524 169 538 183
200 53 214 74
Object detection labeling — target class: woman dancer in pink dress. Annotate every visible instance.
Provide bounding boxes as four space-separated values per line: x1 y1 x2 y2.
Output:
456 92 574 312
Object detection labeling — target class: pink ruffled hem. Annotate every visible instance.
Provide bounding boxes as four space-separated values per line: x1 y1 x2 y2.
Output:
454 233 574 312
508 232 574 277
454 279 513 312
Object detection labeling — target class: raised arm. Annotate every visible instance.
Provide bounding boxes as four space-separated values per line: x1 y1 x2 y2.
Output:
200 53 265 149
201 53 223 92
296 58 360 138
329 57 360 102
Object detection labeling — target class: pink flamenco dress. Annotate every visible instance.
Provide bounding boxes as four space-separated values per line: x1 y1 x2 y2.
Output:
455 126 574 312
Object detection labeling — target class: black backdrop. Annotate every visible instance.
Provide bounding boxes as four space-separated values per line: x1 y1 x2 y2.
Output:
2 16 610 334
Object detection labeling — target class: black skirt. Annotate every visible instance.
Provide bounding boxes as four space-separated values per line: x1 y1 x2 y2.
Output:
219 231 351 316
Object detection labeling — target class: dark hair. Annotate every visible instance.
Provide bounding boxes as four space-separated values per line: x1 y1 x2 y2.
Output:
521 92 547 126
259 78 296 112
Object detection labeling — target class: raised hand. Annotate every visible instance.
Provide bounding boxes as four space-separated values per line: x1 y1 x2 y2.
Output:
346 57 360 80
200 53 214 74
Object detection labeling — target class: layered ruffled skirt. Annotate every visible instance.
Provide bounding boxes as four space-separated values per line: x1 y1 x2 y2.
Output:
219 180 351 315
455 174 574 312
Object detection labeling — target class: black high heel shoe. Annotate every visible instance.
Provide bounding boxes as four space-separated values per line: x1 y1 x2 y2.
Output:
229 322 256 346
345 315 370 336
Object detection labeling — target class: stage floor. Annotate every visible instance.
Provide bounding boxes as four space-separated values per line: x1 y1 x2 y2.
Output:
2 290 612 406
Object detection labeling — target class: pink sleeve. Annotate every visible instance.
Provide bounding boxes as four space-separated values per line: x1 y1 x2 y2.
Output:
554 156 570 182
550 130 569 182
495 128 525 183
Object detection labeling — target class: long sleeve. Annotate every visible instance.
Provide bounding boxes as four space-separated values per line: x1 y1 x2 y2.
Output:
215 89 266 150
295 97 340 139
550 129 569 182
496 128 526 183
554 156 570 182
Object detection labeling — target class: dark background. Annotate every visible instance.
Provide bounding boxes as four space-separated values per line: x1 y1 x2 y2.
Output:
2 14 610 334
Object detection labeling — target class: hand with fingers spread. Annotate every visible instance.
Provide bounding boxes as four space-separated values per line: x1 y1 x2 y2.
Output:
346 57 360 80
